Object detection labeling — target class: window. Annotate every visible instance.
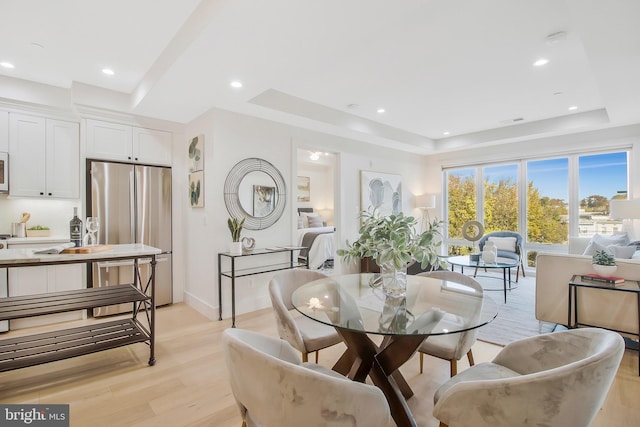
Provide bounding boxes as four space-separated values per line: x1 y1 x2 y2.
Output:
444 150 629 265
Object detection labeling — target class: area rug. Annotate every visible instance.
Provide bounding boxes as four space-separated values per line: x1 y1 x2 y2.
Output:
472 271 555 346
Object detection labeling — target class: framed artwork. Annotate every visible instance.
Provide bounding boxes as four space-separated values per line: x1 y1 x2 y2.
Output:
297 176 310 202
360 170 402 216
253 185 275 217
189 170 204 208
188 134 204 172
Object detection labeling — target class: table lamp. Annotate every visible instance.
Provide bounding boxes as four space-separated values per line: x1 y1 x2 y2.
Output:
609 198 640 240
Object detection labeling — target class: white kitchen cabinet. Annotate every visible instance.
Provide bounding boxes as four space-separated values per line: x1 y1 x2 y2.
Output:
86 119 172 166
9 114 79 198
8 264 84 329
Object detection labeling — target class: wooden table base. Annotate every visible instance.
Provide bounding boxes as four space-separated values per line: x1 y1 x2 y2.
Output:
334 329 427 427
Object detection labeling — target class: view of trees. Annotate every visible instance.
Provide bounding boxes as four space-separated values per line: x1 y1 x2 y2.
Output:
447 175 569 246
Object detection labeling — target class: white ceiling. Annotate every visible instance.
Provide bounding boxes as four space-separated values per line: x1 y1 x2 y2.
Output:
1 0 639 154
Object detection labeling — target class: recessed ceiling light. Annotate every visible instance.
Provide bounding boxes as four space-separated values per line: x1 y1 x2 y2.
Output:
443 131 450 136
102 68 114 76
377 108 385 114
568 105 578 111
533 58 549 67
309 152 320 161
230 80 243 88
1 62 15 69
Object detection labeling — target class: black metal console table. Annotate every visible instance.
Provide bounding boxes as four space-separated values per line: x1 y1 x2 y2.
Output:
218 247 308 327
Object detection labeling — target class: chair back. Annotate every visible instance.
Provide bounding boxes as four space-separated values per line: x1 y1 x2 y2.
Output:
222 328 392 427
434 328 624 427
478 231 523 257
417 270 483 360
268 269 327 352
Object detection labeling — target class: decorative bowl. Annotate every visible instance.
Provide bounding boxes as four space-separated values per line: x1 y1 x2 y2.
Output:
26 229 51 237
592 264 618 277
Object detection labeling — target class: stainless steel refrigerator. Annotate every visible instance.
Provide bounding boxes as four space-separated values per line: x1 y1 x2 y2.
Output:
87 160 172 316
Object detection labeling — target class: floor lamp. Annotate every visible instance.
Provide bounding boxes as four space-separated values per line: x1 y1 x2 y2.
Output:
415 194 436 232
610 199 640 241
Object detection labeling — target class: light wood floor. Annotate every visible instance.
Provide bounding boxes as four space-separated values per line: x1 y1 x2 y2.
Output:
1 303 639 426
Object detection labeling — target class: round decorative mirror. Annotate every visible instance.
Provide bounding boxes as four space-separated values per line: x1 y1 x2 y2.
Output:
224 158 287 230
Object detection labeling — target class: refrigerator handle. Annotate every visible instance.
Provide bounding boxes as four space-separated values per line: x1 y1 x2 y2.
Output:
130 168 136 241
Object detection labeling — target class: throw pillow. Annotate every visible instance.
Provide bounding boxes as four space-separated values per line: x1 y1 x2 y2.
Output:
308 215 324 228
606 244 636 259
297 216 304 229
487 236 517 252
583 233 630 255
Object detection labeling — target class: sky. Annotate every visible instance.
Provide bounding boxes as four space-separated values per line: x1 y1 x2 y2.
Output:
450 151 628 202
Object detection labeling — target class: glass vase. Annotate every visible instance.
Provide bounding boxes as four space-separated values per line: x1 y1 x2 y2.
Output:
380 263 408 297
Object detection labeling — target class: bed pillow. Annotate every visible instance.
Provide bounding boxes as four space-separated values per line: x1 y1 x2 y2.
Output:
487 236 517 252
297 216 304 229
308 215 324 228
583 233 630 255
300 212 320 228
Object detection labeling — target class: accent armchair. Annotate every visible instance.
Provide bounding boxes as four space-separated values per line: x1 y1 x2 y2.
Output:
475 231 525 282
433 328 624 427
222 328 393 427
268 269 342 362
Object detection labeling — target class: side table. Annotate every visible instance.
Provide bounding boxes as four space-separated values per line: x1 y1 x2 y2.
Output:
568 274 640 375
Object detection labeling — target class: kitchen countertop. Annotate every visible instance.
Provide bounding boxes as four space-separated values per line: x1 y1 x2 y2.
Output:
0 244 161 266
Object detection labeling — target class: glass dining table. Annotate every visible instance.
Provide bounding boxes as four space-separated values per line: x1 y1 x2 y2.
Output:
291 273 498 427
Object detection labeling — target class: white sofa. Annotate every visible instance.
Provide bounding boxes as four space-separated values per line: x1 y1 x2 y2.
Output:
535 237 640 335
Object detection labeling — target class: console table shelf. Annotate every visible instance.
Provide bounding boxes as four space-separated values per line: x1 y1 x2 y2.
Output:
0 244 160 373
218 247 308 327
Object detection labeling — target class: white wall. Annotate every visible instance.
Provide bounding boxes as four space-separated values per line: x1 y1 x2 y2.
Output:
181 108 429 322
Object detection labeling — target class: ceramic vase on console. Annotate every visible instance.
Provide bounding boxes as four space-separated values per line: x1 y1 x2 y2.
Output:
482 240 497 264
229 241 243 255
380 263 408 297
592 264 617 277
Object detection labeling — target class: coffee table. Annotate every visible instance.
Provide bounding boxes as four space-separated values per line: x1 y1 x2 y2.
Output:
447 255 519 303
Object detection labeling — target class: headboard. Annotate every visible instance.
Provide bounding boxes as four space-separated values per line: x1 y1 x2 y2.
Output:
297 207 314 214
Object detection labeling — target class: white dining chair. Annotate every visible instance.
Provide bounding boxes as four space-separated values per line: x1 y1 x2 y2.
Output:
416 270 482 377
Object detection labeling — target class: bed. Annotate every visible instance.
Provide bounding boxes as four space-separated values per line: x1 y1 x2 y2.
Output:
297 208 335 270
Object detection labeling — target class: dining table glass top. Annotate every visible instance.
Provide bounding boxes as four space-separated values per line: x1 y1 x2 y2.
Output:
291 273 498 337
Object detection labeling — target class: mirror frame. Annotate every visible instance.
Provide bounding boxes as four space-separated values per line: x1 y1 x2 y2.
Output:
224 158 287 230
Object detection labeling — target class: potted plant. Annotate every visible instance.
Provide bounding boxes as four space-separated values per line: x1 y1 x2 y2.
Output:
338 209 444 297
227 217 245 255
592 250 617 277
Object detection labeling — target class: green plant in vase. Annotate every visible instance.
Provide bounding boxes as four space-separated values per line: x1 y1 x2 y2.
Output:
592 249 617 277
227 217 245 255
338 209 445 296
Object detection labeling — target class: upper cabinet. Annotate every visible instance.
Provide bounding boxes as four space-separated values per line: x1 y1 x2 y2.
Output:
0 111 8 152
9 114 79 199
86 119 172 166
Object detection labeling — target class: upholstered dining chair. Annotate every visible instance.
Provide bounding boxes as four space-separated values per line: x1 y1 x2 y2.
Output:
433 328 624 427
268 269 342 363
416 271 482 377
475 231 525 282
223 328 393 427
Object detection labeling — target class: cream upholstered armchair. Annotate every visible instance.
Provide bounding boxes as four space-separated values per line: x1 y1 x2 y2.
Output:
222 328 393 427
433 328 624 427
416 271 482 377
268 269 342 362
